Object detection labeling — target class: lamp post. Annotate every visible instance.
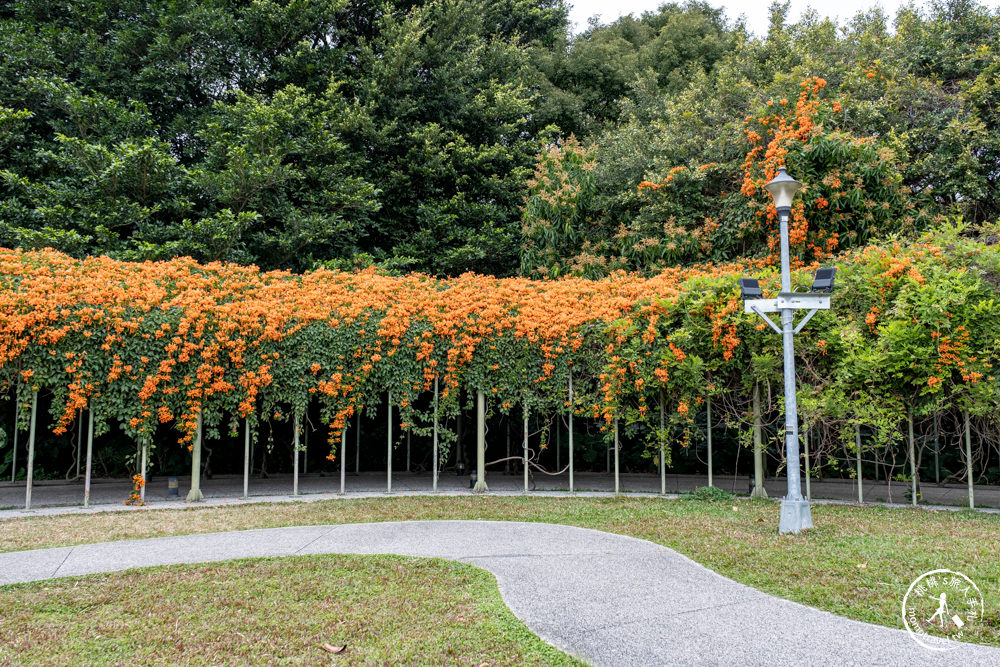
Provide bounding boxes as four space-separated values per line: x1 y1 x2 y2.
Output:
740 166 835 534
767 167 811 534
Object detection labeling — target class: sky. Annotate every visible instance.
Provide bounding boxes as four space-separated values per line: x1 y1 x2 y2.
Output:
567 0 996 35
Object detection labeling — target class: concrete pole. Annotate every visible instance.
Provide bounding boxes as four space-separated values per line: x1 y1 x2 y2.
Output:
907 409 917 506
964 410 974 509
803 427 811 502
659 392 666 495
24 390 38 510
751 384 767 499
355 411 360 474
569 371 575 493
386 392 392 493
613 418 620 495
292 414 299 496
83 407 94 508
432 377 439 492
523 409 529 494
243 419 250 499
473 390 488 493
855 424 863 504
140 440 148 503
706 396 713 487
187 412 204 501
340 426 346 495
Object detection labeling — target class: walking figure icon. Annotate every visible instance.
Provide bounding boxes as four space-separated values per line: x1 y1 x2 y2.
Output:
927 593 949 627
927 593 965 629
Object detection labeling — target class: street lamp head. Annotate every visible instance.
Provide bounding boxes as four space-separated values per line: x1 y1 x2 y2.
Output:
763 166 803 211
811 267 836 293
738 277 763 300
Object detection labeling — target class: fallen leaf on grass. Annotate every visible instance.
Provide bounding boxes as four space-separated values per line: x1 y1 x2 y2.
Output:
731 506 739 512
756 517 764 522
322 643 347 654
856 563 868 569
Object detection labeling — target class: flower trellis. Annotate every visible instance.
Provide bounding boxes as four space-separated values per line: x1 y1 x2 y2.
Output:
2 221 999 508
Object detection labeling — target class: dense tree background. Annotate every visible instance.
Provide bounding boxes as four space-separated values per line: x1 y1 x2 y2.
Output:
0 0 998 276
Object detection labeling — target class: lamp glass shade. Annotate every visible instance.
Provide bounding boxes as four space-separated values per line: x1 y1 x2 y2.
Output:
763 166 803 209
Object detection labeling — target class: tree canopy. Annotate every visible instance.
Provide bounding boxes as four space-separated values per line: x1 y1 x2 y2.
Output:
0 0 999 277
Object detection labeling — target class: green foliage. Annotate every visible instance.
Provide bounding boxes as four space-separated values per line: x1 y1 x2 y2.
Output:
0 0 556 275
2 1 1000 279
688 485 734 501
524 0 1000 277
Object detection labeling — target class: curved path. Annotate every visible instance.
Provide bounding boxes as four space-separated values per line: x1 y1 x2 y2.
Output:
1 521 996 666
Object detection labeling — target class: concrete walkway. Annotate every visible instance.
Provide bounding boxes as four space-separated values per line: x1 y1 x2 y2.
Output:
1 520 996 665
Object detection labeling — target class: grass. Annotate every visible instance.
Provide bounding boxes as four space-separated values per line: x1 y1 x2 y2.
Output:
0 553 580 666
3 495 1000 647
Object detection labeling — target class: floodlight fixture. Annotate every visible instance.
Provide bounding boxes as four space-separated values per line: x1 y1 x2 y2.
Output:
763 166 803 211
811 267 836 293
739 278 763 300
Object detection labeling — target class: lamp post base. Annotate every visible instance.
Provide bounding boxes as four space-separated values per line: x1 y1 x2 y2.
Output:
778 498 813 534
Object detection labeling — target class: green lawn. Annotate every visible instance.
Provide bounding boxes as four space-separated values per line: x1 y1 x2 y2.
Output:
3 495 1000 647
0 553 580 665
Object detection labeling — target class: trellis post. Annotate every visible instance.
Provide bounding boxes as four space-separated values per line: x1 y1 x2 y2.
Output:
292 414 300 496
964 410 974 509
659 391 666 495
803 427 811 501
505 420 510 474
406 429 411 473
706 396 713 487
24 390 38 510
556 414 560 472
10 379 19 482
187 411 204 501
140 438 148 503
355 410 361 474
855 424 863 504
907 408 917 507
523 408 529 494
751 384 767 499
933 412 940 484
432 376 439 492
613 418 620 495
568 371 575 493
303 418 308 475
456 397 463 469
386 392 393 493
473 390 488 493
83 407 94 508
340 425 346 495
243 419 251 499
76 414 83 479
